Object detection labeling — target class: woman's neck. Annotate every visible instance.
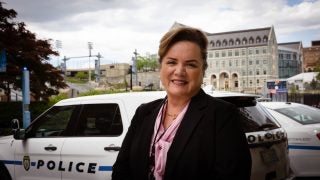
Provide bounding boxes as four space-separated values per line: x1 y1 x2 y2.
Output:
166 96 190 115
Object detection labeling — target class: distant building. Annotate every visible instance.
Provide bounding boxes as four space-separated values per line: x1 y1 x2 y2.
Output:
204 26 278 93
303 40 320 72
278 42 303 79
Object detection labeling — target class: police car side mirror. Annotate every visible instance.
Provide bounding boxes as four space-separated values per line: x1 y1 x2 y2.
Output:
13 129 26 140
11 118 20 129
11 119 26 140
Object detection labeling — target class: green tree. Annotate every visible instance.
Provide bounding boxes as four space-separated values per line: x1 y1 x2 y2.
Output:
75 71 87 80
136 53 159 72
310 78 318 90
315 57 320 81
0 2 67 101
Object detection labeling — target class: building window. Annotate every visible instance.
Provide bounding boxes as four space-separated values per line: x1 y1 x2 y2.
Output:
242 60 245 66
249 37 254 44
279 54 283 59
249 70 252 75
256 59 259 65
256 37 261 43
236 39 240 45
222 61 225 67
242 49 246 56
242 38 247 45
249 49 253 55
235 49 239 56
242 71 246 76
286 54 291 59
235 81 238 88
256 49 259 54
228 50 232 57
249 60 253 65
223 39 228 46
215 52 219 58
263 69 267 75
250 80 253 86
209 52 213 58
293 53 297 60
235 60 238 66
263 48 267 54
229 60 232 67
257 79 260 85
216 40 221 47
210 40 215 47
216 61 219 67
222 51 226 57
263 59 267 64
263 36 268 42
256 69 260 75
229 39 234 46
243 80 246 86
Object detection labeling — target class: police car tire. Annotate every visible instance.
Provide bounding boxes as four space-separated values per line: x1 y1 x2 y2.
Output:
0 163 12 180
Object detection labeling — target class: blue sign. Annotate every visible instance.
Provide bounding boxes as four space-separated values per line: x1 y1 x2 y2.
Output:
0 49 7 72
267 80 287 93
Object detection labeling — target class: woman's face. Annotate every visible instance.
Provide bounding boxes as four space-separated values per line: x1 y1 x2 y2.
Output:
160 41 204 99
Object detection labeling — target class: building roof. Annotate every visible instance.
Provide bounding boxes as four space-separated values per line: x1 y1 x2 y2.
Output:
170 22 274 50
278 42 302 51
287 72 319 83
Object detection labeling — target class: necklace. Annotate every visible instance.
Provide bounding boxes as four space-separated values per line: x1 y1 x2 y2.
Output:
167 113 178 120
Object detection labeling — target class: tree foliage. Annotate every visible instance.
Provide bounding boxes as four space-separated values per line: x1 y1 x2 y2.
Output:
0 2 67 101
315 57 320 81
136 53 159 72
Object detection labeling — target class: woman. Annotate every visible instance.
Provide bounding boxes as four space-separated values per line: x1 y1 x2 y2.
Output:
112 27 251 180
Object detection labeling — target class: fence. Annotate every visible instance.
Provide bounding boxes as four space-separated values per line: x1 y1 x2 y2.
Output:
266 92 320 108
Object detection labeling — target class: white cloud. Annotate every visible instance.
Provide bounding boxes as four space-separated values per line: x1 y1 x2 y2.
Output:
2 0 320 68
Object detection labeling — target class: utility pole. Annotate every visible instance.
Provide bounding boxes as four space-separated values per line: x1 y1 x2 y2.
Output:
22 67 30 128
95 53 102 83
88 42 93 82
133 49 138 86
55 40 62 68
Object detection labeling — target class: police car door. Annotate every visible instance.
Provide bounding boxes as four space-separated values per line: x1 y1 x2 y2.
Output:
61 100 127 180
13 105 78 180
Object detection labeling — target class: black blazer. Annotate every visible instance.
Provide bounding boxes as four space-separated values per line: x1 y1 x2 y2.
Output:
112 89 251 180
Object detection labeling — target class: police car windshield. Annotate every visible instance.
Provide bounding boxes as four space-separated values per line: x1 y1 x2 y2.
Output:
274 105 320 125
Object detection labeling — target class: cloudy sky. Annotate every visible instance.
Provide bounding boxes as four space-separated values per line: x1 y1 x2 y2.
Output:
2 0 320 69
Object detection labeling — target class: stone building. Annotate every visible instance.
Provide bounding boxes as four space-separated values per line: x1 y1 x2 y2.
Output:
205 26 279 93
277 42 303 79
303 40 320 72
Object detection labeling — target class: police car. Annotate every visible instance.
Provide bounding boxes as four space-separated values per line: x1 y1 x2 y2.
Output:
0 91 290 180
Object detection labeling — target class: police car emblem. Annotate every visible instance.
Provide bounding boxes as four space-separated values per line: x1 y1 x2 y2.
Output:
23 155 30 171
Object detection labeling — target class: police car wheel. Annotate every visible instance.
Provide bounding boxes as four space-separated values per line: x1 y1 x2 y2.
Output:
0 163 12 180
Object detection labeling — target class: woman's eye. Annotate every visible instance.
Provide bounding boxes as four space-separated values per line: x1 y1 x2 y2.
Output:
166 60 176 65
187 63 197 68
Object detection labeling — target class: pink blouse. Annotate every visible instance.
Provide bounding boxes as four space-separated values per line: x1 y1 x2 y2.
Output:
150 101 190 180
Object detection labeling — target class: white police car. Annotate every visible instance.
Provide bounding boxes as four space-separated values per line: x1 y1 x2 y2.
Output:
0 91 290 180
259 102 320 177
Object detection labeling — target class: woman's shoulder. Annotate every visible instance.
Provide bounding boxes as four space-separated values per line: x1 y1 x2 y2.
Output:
203 93 236 110
137 98 164 112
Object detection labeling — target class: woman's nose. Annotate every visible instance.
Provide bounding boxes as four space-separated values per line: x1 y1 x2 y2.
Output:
174 64 186 75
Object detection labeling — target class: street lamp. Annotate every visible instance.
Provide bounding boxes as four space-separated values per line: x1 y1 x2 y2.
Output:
55 40 62 68
88 42 93 82
133 49 138 86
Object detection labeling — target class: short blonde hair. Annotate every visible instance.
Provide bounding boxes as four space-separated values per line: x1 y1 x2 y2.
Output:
158 27 208 71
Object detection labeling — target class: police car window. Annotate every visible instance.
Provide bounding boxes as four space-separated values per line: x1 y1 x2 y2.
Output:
27 105 76 138
238 104 279 133
76 103 123 136
275 105 320 125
